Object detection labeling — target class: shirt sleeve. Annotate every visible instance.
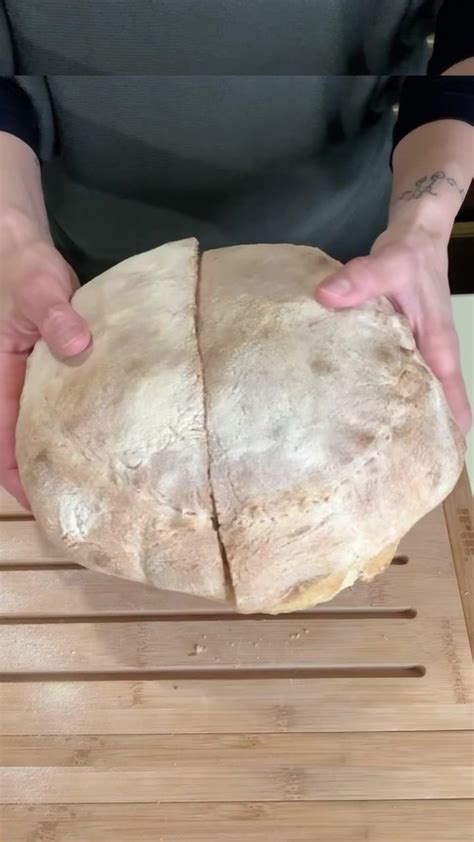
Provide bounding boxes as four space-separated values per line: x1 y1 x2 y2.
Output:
0 77 40 156
427 0 474 75
391 0 474 158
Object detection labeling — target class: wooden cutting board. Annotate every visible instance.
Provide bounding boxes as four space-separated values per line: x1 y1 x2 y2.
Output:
0 470 473 841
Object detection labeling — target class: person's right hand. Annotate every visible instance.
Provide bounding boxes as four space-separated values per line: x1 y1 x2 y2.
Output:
0 213 91 508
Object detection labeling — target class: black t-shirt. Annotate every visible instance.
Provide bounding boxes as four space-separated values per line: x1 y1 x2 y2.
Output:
1 0 472 162
0 0 472 275
392 0 474 154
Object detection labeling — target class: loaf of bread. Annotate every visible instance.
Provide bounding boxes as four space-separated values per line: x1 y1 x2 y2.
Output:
16 239 465 612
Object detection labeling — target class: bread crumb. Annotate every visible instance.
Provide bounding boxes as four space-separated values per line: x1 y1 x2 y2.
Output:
289 632 301 640
189 643 206 656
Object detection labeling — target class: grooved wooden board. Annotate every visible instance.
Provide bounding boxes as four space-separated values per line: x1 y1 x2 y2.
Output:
0 476 473 841
0 487 29 518
1 733 472 802
2 801 473 842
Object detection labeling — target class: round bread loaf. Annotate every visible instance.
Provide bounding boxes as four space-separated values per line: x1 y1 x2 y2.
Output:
16 239 465 613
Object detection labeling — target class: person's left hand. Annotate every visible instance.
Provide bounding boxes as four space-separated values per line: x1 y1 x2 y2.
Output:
314 224 472 436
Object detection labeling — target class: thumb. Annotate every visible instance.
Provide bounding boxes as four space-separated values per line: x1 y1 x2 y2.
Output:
28 272 91 359
40 301 91 358
315 256 390 309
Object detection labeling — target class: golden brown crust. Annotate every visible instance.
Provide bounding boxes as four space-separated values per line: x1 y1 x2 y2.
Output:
260 542 399 615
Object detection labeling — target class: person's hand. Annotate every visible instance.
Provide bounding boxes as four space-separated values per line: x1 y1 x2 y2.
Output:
315 224 472 435
0 212 91 508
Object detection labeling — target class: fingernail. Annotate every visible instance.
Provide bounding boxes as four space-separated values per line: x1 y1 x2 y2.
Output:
319 277 352 295
63 338 94 366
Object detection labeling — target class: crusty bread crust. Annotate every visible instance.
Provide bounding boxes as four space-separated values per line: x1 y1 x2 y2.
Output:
17 239 226 601
200 245 464 612
17 241 465 613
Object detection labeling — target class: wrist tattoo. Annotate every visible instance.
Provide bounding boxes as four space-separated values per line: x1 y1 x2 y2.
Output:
396 171 465 201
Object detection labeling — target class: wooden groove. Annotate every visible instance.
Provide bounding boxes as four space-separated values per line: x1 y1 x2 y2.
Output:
0 665 427 682
0 558 409 571
0 607 417 624
0 514 34 522
0 562 82 571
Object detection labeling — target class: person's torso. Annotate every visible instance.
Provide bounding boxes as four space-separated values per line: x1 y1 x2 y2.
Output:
6 0 440 273
7 0 438 75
